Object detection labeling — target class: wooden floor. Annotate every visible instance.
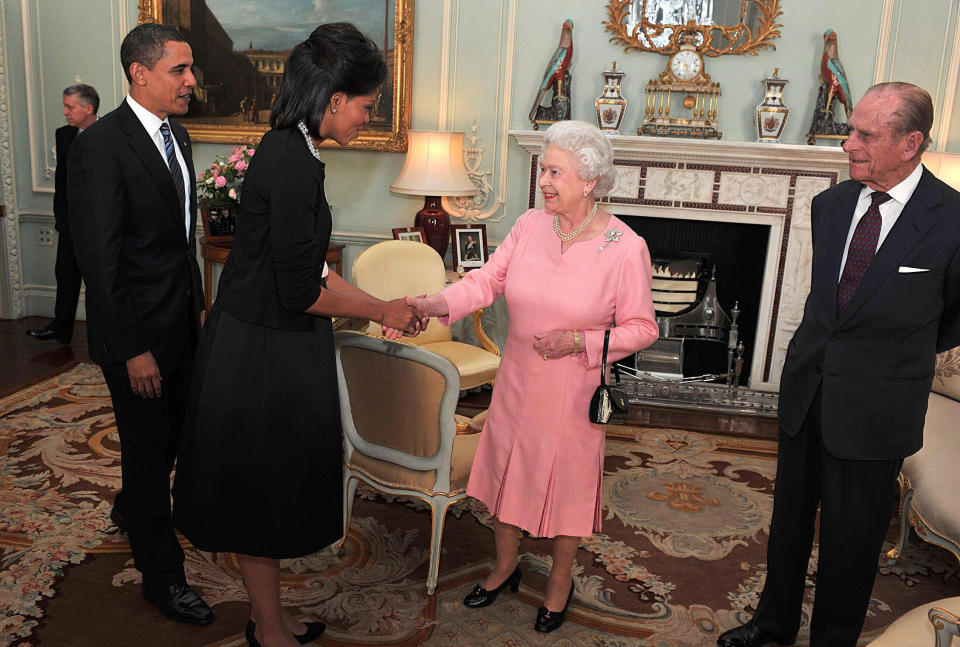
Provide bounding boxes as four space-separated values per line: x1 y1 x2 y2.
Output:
0 317 91 397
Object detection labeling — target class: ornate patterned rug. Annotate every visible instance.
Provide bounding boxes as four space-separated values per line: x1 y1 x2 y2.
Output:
1 364 957 646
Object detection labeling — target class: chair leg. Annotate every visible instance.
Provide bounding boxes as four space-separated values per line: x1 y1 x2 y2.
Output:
426 497 454 595
886 487 914 560
929 607 960 647
337 473 359 550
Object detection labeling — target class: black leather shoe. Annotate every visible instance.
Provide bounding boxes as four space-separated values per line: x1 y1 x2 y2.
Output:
142 582 214 625
717 622 795 647
463 564 521 608
245 619 325 645
26 327 71 344
26 327 58 341
534 577 575 633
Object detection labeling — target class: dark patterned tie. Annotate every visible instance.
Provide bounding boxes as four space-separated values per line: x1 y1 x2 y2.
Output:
159 123 186 221
837 191 892 315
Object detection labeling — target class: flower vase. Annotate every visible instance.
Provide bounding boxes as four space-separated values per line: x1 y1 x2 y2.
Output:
595 62 627 133
756 69 789 143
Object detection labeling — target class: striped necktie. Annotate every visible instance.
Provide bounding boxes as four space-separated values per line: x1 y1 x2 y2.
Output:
159 123 186 220
837 191 892 315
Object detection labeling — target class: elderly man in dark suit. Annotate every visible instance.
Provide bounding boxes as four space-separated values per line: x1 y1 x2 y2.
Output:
719 81 960 647
68 23 212 626
26 84 99 345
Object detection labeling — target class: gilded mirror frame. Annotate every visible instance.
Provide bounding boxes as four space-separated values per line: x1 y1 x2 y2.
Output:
137 0 413 151
604 0 782 56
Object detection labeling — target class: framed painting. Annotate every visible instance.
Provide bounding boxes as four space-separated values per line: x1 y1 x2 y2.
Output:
137 0 413 151
392 226 426 243
451 224 488 270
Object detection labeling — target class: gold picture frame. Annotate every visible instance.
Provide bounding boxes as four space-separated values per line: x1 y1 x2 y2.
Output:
137 0 413 151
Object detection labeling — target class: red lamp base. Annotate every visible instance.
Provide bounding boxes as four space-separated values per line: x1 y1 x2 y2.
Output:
414 196 450 259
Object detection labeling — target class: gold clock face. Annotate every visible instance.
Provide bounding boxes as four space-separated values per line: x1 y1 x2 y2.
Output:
670 49 702 81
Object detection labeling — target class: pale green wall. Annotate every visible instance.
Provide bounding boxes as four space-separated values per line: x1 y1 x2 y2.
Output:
3 0 959 318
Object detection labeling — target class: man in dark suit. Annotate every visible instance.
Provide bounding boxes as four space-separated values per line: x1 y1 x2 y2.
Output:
719 82 960 647
26 84 99 344
68 23 212 626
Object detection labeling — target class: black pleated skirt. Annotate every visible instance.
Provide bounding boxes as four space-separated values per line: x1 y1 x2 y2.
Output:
173 305 343 558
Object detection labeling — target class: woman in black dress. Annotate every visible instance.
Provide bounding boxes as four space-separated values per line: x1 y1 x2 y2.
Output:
174 24 424 647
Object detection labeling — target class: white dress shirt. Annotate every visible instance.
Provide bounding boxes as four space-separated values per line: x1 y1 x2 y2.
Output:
77 116 96 134
838 162 923 282
125 95 192 241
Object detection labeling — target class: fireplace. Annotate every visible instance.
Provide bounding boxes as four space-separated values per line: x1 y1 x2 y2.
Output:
620 214 769 382
510 131 849 391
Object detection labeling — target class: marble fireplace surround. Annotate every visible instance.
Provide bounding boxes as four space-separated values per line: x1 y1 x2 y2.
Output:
509 131 850 391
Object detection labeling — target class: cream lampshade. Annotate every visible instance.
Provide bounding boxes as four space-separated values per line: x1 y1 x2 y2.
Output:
390 131 477 258
923 151 960 192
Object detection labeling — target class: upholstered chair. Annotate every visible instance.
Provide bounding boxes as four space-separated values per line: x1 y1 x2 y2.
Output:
887 347 960 568
351 240 500 390
866 597 960 646
334 331 485 594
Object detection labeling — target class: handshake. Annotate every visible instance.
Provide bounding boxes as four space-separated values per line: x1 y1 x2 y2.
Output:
380 294 450 340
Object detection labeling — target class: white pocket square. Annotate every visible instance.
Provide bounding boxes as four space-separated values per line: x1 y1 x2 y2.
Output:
899 266 929 273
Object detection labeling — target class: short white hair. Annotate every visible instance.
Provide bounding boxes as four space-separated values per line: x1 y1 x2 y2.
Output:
542 120 616 198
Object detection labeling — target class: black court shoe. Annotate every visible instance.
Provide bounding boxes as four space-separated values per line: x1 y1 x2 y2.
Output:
463 564 522 608
245 619 326 645
534 578 575 633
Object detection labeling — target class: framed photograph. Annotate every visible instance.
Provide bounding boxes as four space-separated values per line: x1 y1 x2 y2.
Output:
392 226 426 243
451 224 488 270
137 0 413 152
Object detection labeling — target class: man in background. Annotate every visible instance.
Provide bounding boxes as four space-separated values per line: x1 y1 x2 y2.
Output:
718 82 960 647
26 84 99 344
69 23 211 626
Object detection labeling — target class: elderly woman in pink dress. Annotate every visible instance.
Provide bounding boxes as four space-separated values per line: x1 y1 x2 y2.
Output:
408 120 659 633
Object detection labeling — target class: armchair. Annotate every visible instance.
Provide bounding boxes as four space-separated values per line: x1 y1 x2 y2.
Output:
351 240 500 390
866 597 960 646
333 331 484 594
887 348 960 568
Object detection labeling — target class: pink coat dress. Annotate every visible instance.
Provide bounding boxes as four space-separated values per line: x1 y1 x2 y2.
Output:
439 209 659 538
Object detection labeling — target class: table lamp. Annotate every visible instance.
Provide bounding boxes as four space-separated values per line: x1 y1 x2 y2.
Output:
390 131 477 258
923 151 960 192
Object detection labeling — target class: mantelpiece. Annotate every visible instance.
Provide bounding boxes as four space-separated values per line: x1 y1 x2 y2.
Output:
509 130 850 391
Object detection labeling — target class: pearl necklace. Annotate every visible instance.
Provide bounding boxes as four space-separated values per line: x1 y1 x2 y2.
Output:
297 121 323 161
553 202 599 242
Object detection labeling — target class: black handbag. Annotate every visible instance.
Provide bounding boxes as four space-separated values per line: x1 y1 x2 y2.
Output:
589 330 628 424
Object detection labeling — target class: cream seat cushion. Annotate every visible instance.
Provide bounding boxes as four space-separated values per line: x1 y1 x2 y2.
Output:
866 596 960 646
906 393 960 545
425 341 500 390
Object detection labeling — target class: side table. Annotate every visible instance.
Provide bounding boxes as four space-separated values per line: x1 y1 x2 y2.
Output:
201 240 344 310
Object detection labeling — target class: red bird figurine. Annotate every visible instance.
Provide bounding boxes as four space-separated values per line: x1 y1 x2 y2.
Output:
529 19 574 123
820 29 852 119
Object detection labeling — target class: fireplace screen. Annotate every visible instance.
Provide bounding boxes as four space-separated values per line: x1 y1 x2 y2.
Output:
614 230 777 416
623 258 743 384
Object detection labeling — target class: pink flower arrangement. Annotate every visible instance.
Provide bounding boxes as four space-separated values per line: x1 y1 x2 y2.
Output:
197 145 255 208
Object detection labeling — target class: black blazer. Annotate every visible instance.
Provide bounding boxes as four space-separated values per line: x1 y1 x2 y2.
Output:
68 100 203 375
779 167 960 460
214 127 331 332
53 125 78 234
